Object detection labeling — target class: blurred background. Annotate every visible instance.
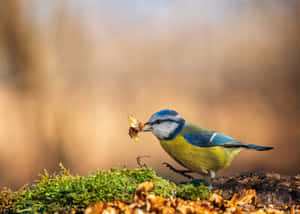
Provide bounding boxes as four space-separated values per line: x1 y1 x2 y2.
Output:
0 0 299 189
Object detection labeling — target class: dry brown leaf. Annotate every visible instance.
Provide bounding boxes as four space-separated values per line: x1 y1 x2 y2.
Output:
87 181 300 214
128 115 144 141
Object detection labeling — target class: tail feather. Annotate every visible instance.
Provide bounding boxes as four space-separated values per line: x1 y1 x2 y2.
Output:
221 142 274 151
244 144 274 151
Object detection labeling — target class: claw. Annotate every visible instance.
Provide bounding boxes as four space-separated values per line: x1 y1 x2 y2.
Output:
180 179 213 190
162 162 172 168
162 162 194 180
180 179 207 186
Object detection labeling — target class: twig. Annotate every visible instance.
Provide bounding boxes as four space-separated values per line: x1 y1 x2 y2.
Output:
136 155 150 168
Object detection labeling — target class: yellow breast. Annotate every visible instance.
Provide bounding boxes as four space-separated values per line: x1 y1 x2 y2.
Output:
160 135 243 174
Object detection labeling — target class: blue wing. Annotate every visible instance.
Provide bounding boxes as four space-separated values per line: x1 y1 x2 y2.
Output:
183 132 244 147
181 124 273 150
183 132 273 150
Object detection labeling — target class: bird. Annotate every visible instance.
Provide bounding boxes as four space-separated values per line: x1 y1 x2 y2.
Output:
143 109 273 181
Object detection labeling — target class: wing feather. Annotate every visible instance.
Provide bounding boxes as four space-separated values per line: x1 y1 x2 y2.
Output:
181 123 245 147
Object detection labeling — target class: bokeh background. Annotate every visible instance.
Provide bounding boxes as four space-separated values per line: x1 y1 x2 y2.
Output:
0 0 299 189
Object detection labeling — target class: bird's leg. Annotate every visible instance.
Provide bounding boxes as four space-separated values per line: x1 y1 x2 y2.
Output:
209 170 216 179
162 162 194 180
207 170 216 190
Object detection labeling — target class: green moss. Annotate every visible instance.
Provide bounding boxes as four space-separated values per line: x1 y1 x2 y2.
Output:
0 164 210 213
176 183 210 200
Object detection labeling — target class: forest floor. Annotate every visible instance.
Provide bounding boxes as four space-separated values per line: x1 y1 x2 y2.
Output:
86 171 300 214
1 167 299 214
212 171 300 207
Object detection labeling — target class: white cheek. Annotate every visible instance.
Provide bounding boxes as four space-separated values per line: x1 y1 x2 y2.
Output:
152 122 179 139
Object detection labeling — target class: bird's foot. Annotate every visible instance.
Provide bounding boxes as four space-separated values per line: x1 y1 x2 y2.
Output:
180 179 213 190
162 162 194 180
179 179 207 186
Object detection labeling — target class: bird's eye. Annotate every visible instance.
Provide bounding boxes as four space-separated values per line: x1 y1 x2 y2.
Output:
155 120 161 124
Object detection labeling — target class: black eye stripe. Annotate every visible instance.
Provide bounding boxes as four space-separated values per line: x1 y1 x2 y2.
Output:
152 119 179 125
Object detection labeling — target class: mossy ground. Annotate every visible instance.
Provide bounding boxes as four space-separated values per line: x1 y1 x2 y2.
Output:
0 164 210 213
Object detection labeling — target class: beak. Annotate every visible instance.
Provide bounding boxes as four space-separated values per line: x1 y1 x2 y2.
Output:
143 122 152 132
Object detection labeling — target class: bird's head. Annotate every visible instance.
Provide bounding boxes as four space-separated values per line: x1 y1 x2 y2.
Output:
144 109 186 140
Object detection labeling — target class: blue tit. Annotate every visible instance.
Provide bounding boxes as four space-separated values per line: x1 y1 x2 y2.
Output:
143 109 273 179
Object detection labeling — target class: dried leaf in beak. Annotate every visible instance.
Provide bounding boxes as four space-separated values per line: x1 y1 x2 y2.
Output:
128 115 144 141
